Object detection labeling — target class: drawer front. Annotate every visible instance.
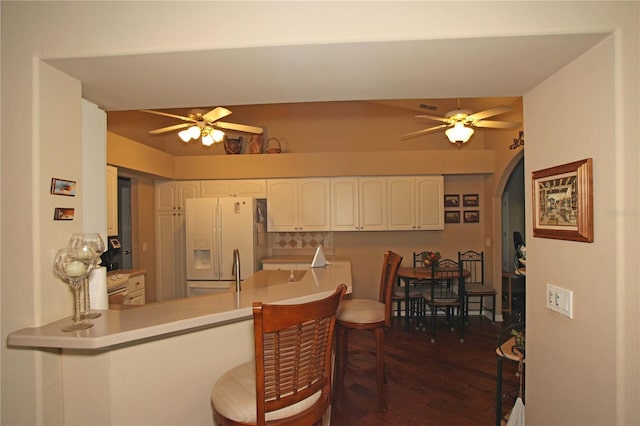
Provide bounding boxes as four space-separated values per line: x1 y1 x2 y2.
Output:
127 275 145 293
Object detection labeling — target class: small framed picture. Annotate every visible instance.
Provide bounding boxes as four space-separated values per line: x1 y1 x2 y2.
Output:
463 194 479 207
444 194 460 208
445 211 461 223
50 178 77 196
54 208 75 221
463 210 480 223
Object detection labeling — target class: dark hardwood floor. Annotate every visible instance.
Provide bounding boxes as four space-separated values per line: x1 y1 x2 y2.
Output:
331 315 522 426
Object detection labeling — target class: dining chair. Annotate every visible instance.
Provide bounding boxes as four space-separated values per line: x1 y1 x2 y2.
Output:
211 284 347 426
335 251 402 411
458 250 497 322
422 258 465 343
392 251 429 328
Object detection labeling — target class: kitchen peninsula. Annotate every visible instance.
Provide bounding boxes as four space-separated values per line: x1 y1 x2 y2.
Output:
8 260 352 426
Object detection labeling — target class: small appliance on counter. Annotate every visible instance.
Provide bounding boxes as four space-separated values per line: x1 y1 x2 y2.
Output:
100 237 122 272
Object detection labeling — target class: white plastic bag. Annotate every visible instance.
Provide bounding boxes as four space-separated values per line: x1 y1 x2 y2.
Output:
506 397 525 426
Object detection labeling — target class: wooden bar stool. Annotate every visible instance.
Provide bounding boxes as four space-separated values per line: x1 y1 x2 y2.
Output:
334 251 402 411
211 284 347 426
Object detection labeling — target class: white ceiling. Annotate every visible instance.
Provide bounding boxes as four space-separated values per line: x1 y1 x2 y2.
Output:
46 33 605 151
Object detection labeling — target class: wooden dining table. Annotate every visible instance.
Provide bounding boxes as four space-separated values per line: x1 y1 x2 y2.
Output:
396 266 471 332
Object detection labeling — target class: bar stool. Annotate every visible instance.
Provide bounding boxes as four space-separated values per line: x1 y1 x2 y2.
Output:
334 251 402 411
211 285 347 426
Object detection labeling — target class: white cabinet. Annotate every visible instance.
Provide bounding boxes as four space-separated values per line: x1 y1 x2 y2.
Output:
331 177 387 231
266 179 331 232
106 165 118 236
200 179 266 198
387 176 444 230
123 274 145 305
155 210 185 301
155 180 201 212
154 181 198 301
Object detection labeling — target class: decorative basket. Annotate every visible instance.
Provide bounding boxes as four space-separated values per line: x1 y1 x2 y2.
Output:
265 137 281 154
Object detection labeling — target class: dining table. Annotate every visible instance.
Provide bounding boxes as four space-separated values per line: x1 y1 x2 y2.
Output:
396 266 471 332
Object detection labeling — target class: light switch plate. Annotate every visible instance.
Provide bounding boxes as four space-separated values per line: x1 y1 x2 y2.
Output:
546 283 573 318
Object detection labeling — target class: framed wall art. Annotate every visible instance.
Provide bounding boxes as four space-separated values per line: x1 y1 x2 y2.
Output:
50 178 76 196
445 211 461 223
463 210 480 223
444 194 460 208
532 158 593 242
463 194 479 207
54 208 75 221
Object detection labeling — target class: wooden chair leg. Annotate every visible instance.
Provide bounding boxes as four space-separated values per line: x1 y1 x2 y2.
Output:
334 326 347 397
375 327 387 411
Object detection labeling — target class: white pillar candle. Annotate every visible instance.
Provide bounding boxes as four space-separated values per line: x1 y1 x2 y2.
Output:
66 261 87 277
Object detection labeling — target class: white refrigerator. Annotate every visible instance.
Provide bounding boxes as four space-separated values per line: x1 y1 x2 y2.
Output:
185 197 267 296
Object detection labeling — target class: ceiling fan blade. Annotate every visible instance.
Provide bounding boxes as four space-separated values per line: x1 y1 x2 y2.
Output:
400 124 449 140
140 109 194 122
149 123 192 134
215 121 264 134
474 120 521 129
203 107 232 123
415 114 450 124
467 105 511 121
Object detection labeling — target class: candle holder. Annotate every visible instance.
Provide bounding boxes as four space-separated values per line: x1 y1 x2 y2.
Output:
68 233 105 319
53 247 96 332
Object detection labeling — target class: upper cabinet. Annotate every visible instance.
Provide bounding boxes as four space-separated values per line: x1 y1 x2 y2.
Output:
331 177 387 231
200 179 266 198
267 178 331 232
155 180 201 212
387 176 444 230
106 165 118 236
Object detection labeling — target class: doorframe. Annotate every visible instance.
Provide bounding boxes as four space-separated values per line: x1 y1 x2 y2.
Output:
491 150 525 319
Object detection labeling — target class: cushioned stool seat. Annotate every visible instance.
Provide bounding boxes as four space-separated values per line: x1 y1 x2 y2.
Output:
211 361 322 424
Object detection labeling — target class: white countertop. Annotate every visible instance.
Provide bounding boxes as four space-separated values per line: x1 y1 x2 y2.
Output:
8 261 352 351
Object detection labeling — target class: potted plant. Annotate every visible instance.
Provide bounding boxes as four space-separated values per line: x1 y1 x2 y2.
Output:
511 329 525 355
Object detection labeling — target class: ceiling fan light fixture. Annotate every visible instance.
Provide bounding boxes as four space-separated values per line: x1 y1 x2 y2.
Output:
188 125 201 140
445 122 474 144
212 129 225 143
178 129 191 142
201 133 215 146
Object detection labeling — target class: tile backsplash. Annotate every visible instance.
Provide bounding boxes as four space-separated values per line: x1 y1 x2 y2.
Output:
270 232 334 249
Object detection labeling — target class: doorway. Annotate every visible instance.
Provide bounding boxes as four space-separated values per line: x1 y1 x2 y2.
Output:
117 176 133 269
500 156 525 321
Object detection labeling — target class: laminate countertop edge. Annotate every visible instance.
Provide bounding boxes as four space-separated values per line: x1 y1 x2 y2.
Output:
8 261 352 351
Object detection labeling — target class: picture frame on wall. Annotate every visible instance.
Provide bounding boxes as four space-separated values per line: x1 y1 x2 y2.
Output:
53 208 75 221
445 211 461 223
463 210 480 223
50 178 76 196
532 158 593 242
444 194 460 208
463 194 479 207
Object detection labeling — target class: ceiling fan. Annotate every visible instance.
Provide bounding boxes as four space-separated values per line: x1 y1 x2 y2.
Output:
141 107 263 146
400 100 521 145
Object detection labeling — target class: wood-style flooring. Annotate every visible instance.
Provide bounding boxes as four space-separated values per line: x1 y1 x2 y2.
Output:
331 316 522 426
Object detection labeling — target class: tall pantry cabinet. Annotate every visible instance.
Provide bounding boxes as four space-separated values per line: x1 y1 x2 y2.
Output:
154 180 200 301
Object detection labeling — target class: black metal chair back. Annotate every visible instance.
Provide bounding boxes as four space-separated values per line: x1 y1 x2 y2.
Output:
458 250 484 285
422 258 465 342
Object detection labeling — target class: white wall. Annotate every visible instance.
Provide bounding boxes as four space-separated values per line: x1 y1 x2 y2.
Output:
1 2 638 425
